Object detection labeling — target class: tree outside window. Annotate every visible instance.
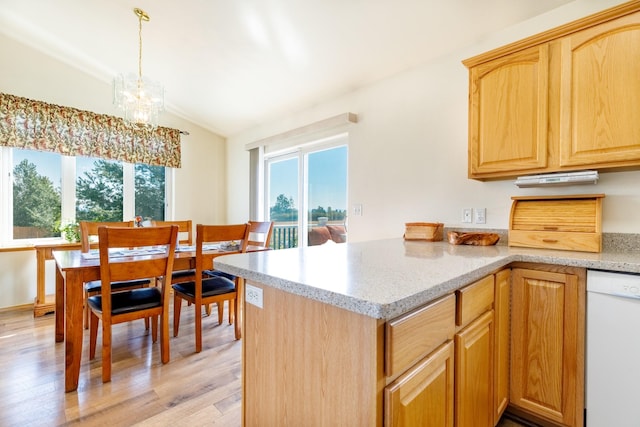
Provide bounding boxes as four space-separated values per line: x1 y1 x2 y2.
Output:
76 158 124 222
12 158 61 239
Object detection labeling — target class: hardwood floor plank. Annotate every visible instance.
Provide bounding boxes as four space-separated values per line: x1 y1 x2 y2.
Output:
0 304 241 426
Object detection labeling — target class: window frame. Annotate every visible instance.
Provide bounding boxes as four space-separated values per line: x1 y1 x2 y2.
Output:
0 147 174 246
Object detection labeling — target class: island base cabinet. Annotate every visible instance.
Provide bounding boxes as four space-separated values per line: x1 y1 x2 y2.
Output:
242 282 384 427
384 341 455 427
509 266 585 427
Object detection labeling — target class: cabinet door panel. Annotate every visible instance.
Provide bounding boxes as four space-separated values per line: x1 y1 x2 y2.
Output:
455 310 494 427
560 11 640 166
385 341 454 427
469 44 549 177
493 269 510 424
510 267 584 427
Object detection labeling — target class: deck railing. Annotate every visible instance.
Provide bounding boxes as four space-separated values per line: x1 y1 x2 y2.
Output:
270 225 299 249
270 222 347 249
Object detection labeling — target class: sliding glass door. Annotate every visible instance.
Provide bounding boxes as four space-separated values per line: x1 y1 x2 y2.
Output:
266 141 347 249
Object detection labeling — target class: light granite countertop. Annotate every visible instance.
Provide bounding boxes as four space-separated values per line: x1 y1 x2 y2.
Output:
214 238 640 321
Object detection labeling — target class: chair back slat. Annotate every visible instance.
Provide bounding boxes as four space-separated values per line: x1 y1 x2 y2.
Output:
97 225 178 316
195 223 250 272
247 221 274 249
152 220 193 245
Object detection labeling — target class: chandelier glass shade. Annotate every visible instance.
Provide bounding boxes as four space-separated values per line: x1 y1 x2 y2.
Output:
113 8 164 128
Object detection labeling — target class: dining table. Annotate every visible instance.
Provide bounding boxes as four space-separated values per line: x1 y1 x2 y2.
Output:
53 244 263 393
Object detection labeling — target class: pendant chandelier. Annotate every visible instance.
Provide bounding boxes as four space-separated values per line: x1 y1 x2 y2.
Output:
113 7 164 128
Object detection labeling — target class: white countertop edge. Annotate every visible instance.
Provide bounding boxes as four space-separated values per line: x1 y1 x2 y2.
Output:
215 241 640 320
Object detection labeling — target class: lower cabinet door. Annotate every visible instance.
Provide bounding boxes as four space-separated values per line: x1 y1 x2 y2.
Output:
455 310 495 427
385 341 455 427
494 269 511 424
510 267 585 427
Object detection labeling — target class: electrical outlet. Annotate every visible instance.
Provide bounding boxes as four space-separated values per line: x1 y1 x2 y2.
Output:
475 207 486 224
462 208 472 223
245 284 263 308
353 204 363 216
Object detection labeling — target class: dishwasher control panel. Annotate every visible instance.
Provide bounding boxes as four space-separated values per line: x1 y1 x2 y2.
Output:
587 270 640 299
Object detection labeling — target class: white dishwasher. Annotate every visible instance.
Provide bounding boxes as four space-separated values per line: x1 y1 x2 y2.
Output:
586 269 640 427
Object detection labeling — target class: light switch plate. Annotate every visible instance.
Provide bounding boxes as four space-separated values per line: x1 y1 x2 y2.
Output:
462 208 472 223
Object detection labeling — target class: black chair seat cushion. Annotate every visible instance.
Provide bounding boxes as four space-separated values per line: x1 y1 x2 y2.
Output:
87 287 162 315
172 276 235 299
203 269 236 281
85 278 151 293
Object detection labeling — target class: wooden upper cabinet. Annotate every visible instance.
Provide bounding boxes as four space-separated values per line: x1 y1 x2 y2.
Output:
559 10 640 167
464 1 640 180
467 45 549 178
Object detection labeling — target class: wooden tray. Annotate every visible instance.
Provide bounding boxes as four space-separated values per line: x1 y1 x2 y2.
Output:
404 222 443 241
447 231 500 246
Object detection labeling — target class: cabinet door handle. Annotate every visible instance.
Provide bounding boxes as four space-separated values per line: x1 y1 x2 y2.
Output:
543 226 559 231
542 239 558 243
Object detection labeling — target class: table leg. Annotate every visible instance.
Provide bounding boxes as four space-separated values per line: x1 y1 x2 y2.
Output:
234 277 243 340
65 270 84 392
55 266 65 342
35 248 45 307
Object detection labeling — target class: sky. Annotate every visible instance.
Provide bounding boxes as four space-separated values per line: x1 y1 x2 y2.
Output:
269 145 347 211
14 150 61 187
13 150 118 188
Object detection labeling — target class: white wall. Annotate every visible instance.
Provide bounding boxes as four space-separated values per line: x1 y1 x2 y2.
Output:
0 33 227 309
226 0 639 243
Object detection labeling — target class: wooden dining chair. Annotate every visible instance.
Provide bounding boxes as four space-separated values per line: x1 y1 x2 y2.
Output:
205 221 272 281
172 223 250 352
202 221 273 319
79 220 151 329
88 225 178 383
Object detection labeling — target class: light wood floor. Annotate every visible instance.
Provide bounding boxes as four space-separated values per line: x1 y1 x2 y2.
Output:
0 303 531 426
0 303 242 426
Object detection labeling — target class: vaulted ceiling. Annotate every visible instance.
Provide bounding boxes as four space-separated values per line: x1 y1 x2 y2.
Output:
0 0 572 136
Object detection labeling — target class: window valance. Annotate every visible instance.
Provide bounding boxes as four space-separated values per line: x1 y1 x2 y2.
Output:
0 92 181 168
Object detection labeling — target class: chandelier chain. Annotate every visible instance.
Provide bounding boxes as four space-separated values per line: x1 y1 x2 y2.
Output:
138 12 143 79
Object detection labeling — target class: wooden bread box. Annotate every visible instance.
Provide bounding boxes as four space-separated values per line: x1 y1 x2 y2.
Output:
508 194 604 253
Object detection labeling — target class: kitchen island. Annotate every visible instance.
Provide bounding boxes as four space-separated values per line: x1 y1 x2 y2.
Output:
214 238 640 426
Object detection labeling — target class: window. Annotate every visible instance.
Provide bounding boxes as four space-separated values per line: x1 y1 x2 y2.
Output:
11 150 62 240
75 156 124 222
1 147 171 244
135 163 166 221
265 136 348 249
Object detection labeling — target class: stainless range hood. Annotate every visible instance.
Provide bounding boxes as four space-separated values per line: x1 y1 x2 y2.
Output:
514 170 599 188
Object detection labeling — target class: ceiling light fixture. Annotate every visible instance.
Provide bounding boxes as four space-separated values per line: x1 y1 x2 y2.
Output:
113 7 164 128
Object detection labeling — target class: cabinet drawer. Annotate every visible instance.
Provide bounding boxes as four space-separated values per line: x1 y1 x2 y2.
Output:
509 230 601 253
385 294 455 378
456 275 494 327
